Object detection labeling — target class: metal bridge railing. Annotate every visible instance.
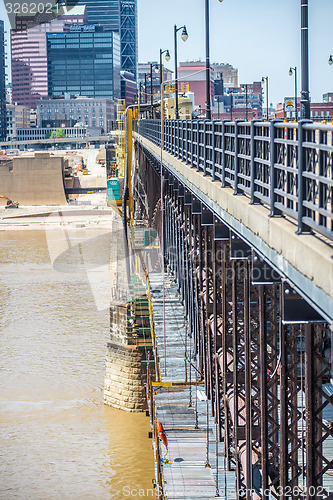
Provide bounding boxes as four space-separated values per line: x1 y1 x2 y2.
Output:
134 118 333 241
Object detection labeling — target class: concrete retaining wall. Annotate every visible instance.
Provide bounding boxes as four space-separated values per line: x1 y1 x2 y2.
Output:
0 152 67 206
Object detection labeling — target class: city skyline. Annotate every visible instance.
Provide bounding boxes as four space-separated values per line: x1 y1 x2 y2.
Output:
137 0 333 106
0 0 332 106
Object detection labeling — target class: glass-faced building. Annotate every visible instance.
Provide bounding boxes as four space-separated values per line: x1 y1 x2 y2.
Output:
62 0 137 79
120 0 137 79
0 20 7 141
62 0 121 31
47 26 120 100
10 7 87 108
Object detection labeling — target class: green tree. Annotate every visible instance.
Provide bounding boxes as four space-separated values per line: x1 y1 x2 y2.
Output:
46 129 66 139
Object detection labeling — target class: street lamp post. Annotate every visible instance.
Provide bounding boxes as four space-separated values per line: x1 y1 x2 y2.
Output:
205 0 224 120
174 24 188 119
149 63 160 118
159 49 171 86
139 82 142 105
289 66 298 120
300 0 310 119
214 96 220 119
144 73 148 104
261 76 269 120
150 63 153 115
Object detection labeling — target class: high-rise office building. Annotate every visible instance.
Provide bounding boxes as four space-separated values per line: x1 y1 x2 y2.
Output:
47 25 120 100
61 0 120 30
0 20 7 140
119 0 137 79
62 0 137 78
11 6 87 108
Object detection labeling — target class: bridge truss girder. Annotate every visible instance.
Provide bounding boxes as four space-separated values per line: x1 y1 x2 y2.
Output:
134 142 333 500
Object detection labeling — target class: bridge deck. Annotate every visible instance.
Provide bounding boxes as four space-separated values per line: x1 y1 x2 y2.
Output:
149 273 236 499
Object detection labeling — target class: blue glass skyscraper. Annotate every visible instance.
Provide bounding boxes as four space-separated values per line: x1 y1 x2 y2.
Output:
120 0 137 79
60 0 137 79
47 26 121 99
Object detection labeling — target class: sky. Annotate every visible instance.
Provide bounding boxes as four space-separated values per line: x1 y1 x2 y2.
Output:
0 0 332 106
137 0 333 105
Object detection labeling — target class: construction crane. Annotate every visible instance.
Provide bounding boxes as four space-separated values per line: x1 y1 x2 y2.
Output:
0 195 19 208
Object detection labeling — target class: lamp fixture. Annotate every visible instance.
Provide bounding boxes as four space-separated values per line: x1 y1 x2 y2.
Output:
181 26 188 42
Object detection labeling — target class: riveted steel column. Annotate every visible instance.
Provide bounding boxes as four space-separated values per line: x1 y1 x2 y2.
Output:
221 242 233 468
244 260 252 498
280 321 288 494
258 286 269 497
215 354 222 441
305 323 315 495
304 323 329 498
290 325 300 490
232 259 241 495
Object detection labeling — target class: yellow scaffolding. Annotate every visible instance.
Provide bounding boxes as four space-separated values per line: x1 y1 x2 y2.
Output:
116 99 126 176
165 81 190 95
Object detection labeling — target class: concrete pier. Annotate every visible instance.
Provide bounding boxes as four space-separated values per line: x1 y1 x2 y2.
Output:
104 218 151 412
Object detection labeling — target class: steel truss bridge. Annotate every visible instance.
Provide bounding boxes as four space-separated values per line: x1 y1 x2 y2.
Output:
132 118 333 499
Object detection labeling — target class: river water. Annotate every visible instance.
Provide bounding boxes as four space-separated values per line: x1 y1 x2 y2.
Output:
0 227 154 499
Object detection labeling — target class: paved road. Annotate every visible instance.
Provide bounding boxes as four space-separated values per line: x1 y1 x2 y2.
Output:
77 149 107 207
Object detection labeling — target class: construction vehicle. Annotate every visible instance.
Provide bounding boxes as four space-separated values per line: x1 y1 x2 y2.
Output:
164 95 193 119
0 195 19 208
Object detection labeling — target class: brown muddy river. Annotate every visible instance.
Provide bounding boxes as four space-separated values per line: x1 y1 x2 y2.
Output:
0 228 154 499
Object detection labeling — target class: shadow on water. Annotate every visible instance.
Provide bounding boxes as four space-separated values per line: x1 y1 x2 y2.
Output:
0 229 155 499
